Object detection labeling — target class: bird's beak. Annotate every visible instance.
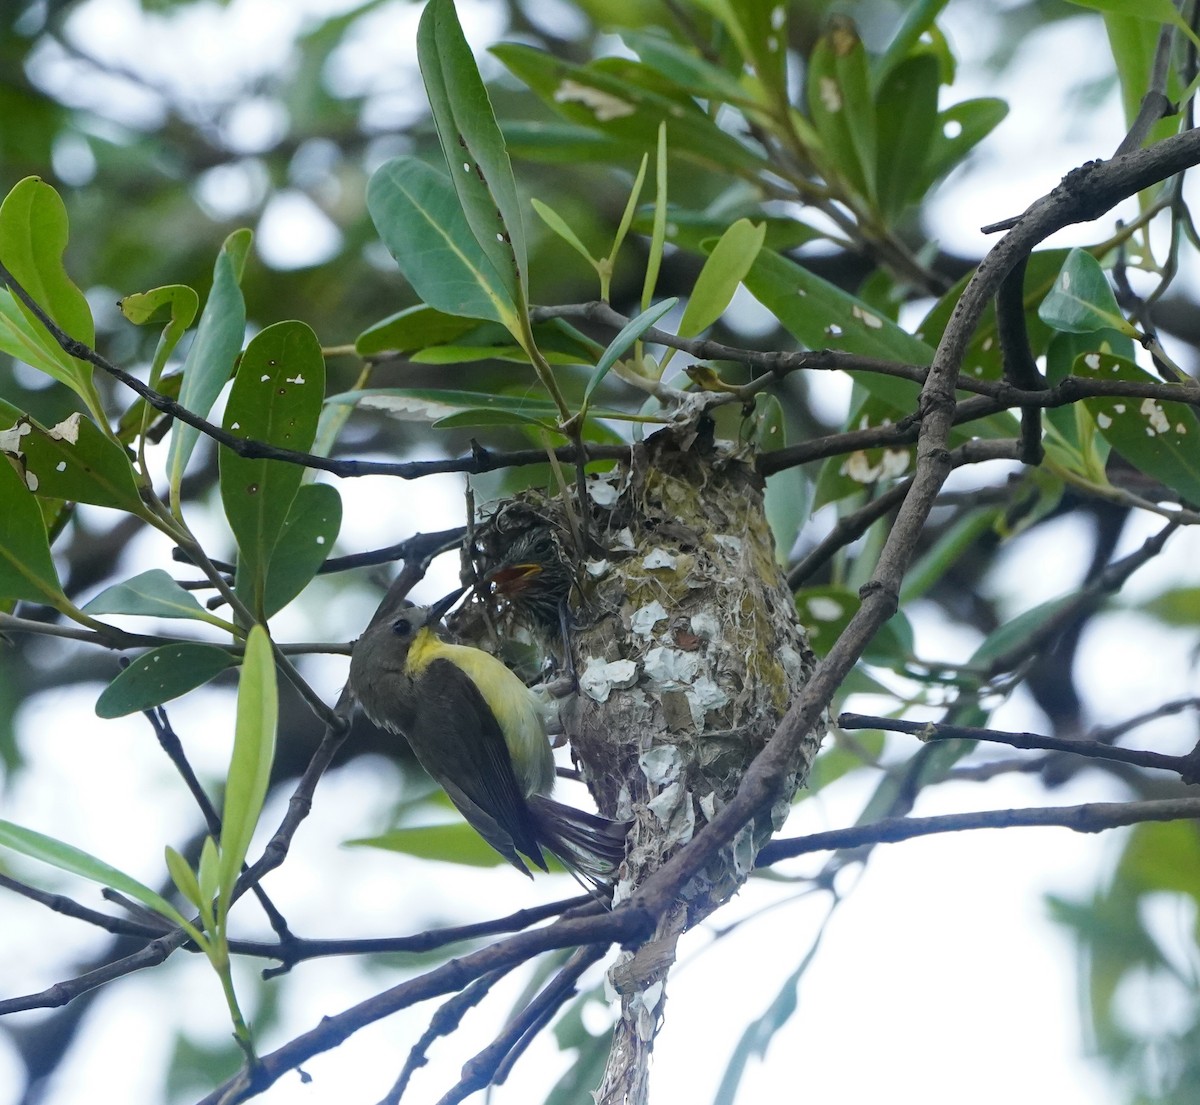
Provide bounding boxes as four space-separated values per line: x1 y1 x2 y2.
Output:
424 585 467 626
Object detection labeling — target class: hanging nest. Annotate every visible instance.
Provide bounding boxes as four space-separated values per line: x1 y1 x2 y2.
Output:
459 424 825 916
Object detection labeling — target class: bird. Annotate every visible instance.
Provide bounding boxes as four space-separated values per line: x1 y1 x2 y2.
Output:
348 586 628 891
483 527 576 636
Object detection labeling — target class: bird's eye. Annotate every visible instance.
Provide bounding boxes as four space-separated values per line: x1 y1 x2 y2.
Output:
391 618 413 639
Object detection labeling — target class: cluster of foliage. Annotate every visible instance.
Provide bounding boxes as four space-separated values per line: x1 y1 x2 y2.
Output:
3 0 1200 1102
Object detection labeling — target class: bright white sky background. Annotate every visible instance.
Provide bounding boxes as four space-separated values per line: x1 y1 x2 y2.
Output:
4 1 1200 1104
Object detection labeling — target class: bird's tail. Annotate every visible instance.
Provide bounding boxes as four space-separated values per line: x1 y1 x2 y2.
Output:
527 795 629 895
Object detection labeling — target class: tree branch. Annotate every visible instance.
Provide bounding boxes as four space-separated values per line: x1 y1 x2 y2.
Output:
838 713 1200 783
757 797 1200 864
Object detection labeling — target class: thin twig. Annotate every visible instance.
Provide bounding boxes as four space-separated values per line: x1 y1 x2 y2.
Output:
757 797 1200 865
255 896 596 976
838 713 1200 783
440 945 607 1104
379 969 510 1105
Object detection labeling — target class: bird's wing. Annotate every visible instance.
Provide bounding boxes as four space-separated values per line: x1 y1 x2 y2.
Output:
413 657 547 872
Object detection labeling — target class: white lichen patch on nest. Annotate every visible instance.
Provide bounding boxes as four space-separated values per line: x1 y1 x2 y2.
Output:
564 435 824 921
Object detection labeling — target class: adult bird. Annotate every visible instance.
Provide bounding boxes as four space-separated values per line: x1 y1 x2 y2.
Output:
348 587 628 890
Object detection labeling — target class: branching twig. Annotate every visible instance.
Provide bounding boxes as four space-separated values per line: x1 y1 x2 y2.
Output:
0 873 166 940
142 704 294 941
379 969 509 1105
786 439 1021 587
756 797 1200 865
191 911 644 1105
0 263 630 481
439 945 607 1105
838 713 1200 783
255 895 597 977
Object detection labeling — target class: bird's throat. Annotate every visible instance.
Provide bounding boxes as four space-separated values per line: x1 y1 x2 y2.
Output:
403 626 443 676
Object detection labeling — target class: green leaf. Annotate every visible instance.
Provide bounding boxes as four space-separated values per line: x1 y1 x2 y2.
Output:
918 249 1068 384
584 297 678 406
714 941 824 1105
83 568 228 626
901 508 1001 603
1104 14 1183 150
367 157 519 328
620 28 753 106
261 482 342 619
0 818 192 932
969 596 1075 669
0 454 66 605
347 821 506 868
1076 351 1200 505
748 393 787 453
118 284 199 393
746 249 934 364
1138 585 1200 627
418 0 527 305
355 305 478 357
807 20 878 202
873 54 939 219
197 834 221 917
1 409 144 514
532 197 598 266
1038 249 1139 338
501 120 628 164
811 398 916 508
219 320 325 619
115 371 182 446
1066 0 1200 52
0 289 90 399
875 0 953 84
920 98 1008 190
94 643 235 718
165 845 205 912
166 229 252 504
677 219 765 337
408 343 581 366
639 205 823 254
0 177 97 408
807 729 885 792
796 585 911 663
642 122 669 313
493 44 767 175
217 624 278 910
688 0 789 106
328 387 640 430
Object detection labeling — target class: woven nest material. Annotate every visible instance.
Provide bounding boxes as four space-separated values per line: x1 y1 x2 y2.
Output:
459 428 826 918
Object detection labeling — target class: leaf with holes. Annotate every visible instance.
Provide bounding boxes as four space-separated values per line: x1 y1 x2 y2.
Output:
1039 249 1139 338
0 407 144 515
220 321 326 620
95 643 235 718
261 482 342 618
1075 351 1200 506
368 157 520 329
0 454 66 606
807 20 878 202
